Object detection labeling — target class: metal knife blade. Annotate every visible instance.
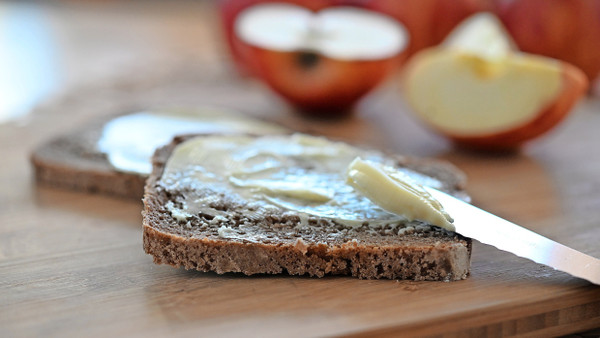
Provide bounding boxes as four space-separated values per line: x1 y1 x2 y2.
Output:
425 187 600 285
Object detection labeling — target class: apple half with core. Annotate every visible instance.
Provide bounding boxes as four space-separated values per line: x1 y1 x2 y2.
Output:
403 13 588 150
235 3 408 114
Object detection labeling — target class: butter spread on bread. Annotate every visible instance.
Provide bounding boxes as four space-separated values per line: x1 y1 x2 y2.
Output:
159 134 448 230
97 109 287 174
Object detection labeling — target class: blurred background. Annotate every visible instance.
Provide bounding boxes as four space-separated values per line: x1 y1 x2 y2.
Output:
2 0 599 126
0 0 224 124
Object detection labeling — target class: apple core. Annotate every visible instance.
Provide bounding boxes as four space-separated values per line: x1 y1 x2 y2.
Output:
296 51 320 69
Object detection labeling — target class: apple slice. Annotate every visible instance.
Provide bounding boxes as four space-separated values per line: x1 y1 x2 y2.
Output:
403 13 588 150
235 3 408 115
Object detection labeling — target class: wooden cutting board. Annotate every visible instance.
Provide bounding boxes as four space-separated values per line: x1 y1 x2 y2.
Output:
1 2 599 336
1 66 599 337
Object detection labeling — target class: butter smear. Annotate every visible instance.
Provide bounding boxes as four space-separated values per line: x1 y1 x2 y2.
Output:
160 134 452 231
345 157 455 231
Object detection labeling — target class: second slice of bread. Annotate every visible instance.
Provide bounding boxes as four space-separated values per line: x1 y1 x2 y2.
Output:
31 109 287 200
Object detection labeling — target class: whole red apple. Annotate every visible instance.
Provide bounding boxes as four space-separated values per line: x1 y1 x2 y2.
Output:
493 0 600 83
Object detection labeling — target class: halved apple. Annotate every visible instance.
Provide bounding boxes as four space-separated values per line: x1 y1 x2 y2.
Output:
235 3 409 115
403 13 588 150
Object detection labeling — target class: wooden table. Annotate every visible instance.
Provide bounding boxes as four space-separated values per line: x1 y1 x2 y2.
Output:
1 1 599 336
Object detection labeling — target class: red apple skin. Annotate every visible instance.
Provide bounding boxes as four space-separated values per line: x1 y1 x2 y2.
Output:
427 0 491 46
493 0 600 83
247 46 404 115
444 63 589 151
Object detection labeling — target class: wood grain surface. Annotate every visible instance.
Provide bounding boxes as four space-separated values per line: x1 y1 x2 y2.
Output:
1 1 599 337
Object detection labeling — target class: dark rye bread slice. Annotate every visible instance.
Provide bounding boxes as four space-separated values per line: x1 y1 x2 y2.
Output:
143 135 472 281
31 118 147 200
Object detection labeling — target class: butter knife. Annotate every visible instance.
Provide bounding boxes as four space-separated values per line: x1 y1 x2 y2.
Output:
425 187 600 285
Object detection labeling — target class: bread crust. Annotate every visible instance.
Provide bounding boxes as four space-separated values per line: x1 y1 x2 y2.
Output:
31 118 146 200
142 135 472 281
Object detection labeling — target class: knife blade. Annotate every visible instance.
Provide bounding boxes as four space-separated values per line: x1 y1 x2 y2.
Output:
425 187 600 285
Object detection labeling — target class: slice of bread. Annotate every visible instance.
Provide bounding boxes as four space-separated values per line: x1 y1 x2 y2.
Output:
142 134 472 281
31 118 147 200
31 109 287 200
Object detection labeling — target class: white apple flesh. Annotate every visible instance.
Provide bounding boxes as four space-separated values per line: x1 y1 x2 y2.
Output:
443 13 514 62
408 51 562 136
404 13 588 150
236 4 407 60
